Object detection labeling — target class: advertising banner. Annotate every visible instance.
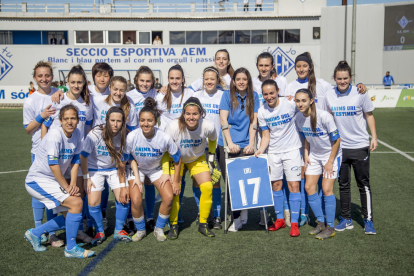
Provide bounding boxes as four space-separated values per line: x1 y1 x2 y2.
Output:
368 89 402 108
396 89 414 107
0 86 31 104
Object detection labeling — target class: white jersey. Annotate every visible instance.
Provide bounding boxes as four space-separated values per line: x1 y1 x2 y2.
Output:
126 88 158 115
325 85 374 149
26 127 82 182
258 97 301 154
193 89 223 136
295 109 342 160
253 76 288 107
23 88 59 154
276 75 288 96
44 96 93 139
92 97 138 131
156 88 194 131
88 85 110 100
81 128 124 171
285 78 331 110
165 118 217 164
189 73 231 92
126 128 180 172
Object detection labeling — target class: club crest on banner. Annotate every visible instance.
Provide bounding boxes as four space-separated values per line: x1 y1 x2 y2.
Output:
0 55 13 81
268 47 295 77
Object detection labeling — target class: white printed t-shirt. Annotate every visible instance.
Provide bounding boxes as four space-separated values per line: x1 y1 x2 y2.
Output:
285 78 331 110
189 74 231 92
253 75 288 107
92 97 138 131
127 88 158 115
193 89 223 136
88 85 110 100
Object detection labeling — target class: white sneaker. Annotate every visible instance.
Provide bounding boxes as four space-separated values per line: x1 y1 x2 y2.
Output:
102 218 108 231
259 210 268 226
153 227 166 242
284 210 291 227
132 230 146 242
228 217 242 232
240 210 248 225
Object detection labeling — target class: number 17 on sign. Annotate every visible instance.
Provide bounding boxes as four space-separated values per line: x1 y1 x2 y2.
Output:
239 177 261 206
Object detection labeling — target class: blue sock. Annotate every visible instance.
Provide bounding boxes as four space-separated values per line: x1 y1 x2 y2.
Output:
324 195 336 227
318 177 325 214
115 200 130 232
144 184 155 220
89 204 104 233
84 196 93 228
32 215 65 237
155 212 170 229
127 205 133 220
65 212 82 250
79 197 88 231
308 193 325 222
46 208 57 235
133 215 146 231
273 190 284 220
300 178 309 215
192 186 201 213
282 178 290 210
289 192 301 223
212 187 222 218
101 181 109 213
32 198 45 228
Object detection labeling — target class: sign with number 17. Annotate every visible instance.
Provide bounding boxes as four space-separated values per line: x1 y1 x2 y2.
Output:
226 155 274 211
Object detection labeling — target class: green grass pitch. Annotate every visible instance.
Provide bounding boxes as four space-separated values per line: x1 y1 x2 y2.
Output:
0 108 413 275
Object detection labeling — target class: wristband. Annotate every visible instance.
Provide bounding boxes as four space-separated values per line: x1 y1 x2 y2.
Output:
83 173 90 180
119 183 126 188
35 114 45 124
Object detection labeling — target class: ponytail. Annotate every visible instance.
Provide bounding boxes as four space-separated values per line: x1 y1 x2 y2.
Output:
67 65 90 105
139 97 161 121
333 60 352 79
295 52 316 97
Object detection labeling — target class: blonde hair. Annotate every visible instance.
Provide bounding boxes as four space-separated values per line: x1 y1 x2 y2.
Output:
33 61 54 77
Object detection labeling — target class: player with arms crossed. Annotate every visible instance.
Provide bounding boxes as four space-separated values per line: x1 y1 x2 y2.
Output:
165 97 217 239
295 89 342 240
254 79 302 237
24 105 95 258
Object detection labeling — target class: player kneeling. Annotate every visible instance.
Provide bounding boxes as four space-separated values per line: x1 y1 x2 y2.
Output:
295 89 342 240
126 98 181 242
24 105 95 258
81 107 131 245
165 97 217 239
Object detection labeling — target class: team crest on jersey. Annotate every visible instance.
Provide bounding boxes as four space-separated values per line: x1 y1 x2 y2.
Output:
269 47 295 77
0 54 13 81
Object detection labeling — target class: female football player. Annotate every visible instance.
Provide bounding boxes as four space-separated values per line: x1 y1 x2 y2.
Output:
126 98 182 242
24 105 95 258
295 89 342 240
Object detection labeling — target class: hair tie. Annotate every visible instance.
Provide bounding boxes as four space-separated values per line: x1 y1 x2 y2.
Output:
184 102 202 110
295 53 312 68
203 67 219 76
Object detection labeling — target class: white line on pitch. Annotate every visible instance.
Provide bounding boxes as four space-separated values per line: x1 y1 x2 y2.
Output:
0 169 29 175
371 136 414 162
372 152 414 154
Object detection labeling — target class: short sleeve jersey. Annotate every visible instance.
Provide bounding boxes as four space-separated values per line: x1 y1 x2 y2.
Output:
258 97 301 154
193 89 224 136
126 128 180 172
26 127 82 182
92 97 138 130
127 88 158 114
189 74 231 92
285 78 330 110
165 119 217 164
252 76 288 107
88 85 110 100
218 90 260 148
23 88 59 154
155 88 194 131
325 85 374 149
81 128 123 171
295 109 342 160
44 96 93 139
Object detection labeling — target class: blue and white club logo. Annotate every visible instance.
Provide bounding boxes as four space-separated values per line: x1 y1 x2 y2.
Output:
0 55 13 81
269 47 295 77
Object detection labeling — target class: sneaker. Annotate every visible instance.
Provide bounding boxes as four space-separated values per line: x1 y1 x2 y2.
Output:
153 227 167 241
240 210 248 225
228 217 242 232
309 221 326 235
290 222 300 237
259 210 269 226
284 210 291 227
113 230 132 243
268 219 285 231
40 234 47 243
132 230 146 242
102 218 108 231
316 225 335 240
335 216 354 232
76 231 93 244
364 219 376 235
195 214 200 227
24 229 47 252
167 224 179 240
123 221 136 236
49 234 65 248
299 214 310 227
91 232 106 245
198 223 215 237
146 219 155 231
86 226 95 238
64 244 95 259
212 217 222 230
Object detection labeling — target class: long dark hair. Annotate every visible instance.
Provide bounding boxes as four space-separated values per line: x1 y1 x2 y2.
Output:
139 97 161 122
296 52 316 97
215 49 235 78
134 65 155 90
296 88 317 132
105 76 131 123
256 52 274 78
230 67 255 122
102 106 127 169
67 65 90 105
163 64 186 110
178 97 206 133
